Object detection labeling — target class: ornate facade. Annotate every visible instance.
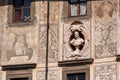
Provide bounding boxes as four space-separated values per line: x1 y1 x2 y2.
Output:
0 0 120 80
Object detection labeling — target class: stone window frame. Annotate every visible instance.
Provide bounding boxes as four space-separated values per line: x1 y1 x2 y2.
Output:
6 0 35 27
6 69 32 80
68 0 87 17
62 66 90 80
62 0 91 21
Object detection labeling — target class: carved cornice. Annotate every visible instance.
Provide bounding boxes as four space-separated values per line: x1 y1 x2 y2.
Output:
2 63 36 71
58 58 94 67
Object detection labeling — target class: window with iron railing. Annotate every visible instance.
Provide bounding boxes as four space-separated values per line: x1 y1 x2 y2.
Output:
13 0 31 22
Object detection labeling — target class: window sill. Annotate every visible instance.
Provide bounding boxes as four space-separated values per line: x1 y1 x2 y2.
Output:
58 58 94 67
62 15 91 22
8 21 35 27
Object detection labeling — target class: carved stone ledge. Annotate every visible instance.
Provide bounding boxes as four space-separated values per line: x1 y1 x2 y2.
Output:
2 63 36 71
58 58 94 67
116 55 120 61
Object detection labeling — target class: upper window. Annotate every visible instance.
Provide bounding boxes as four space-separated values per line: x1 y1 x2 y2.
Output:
13 0 31 22
68 0 87 17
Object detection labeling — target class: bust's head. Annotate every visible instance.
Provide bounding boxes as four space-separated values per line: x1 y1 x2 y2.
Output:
74 31 79 39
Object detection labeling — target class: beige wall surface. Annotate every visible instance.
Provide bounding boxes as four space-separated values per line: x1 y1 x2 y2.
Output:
0 0 120 80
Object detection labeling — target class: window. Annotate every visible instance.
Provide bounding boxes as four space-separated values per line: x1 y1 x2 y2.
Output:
68 0 87 17
7 0 35 25
13 0 31 22
11 77 28 80
67 73 85 80
6 70 32 80
62 66 89 80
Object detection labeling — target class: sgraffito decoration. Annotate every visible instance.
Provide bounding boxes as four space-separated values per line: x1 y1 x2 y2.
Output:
93 0 117 58
95 64 117 80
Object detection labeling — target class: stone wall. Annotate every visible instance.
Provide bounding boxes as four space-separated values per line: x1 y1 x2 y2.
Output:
92 0 119 80
93 0 118 58
0 0 5 62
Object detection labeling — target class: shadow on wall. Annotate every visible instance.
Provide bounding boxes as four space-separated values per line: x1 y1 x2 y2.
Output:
1 0 101 6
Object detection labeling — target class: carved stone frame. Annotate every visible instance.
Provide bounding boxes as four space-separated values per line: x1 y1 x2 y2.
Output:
6 69 32 80
6 0 35 27
62 65 90 80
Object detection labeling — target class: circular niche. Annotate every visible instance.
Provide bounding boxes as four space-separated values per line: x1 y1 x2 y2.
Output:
69 30 85 51
68 21 86 55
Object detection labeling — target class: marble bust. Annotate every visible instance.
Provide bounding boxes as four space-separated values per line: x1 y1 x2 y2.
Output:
70 30 85 57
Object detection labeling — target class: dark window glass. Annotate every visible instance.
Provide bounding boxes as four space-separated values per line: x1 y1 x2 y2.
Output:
68 74 76 80
24 8 30 21
13 0 22 8
70 0 78 3
24 0 30 21
11 77 28 80
78 73 85 80
67 73 85 80
80 0 87 15
24 0 30 7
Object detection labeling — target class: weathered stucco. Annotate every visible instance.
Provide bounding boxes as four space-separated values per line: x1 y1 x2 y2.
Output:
0 0 120 80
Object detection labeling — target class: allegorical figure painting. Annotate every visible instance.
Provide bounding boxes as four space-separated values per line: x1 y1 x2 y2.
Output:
13 35 33 57
96 1 114 24
6 34 33 61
